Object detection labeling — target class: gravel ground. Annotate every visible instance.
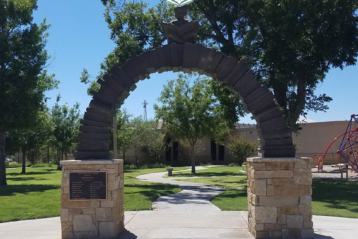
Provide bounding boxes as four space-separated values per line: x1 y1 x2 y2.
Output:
312 166 358 182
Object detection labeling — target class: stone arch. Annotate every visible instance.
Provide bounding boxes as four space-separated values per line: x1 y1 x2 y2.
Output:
75 43 295 160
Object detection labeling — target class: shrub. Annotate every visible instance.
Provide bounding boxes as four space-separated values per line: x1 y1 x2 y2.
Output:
227 135 258 165
123 162 170 170
31 163 52 168
6 162 21 168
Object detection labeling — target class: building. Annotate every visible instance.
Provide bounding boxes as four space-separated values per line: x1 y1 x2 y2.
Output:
122 120 356 167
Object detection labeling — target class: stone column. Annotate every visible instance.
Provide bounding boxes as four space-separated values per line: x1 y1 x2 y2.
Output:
246 157 313 239
60 159 124 239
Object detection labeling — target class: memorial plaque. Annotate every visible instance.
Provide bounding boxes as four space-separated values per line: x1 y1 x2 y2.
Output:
69 171 107 201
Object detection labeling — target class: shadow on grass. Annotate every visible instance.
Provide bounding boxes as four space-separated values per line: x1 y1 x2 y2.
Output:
125 184 179 202
6 177 48 181
0 184 61 196
172 171 245 177
6 170 58 176
312 180 358 214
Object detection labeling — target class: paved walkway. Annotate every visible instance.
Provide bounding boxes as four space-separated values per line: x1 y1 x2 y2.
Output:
1 167 358 238
136 166 226 211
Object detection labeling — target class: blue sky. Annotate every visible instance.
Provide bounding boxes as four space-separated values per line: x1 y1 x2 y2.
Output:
33 0 358 123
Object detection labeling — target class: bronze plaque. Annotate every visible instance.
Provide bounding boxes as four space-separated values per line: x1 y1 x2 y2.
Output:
69 171 107 201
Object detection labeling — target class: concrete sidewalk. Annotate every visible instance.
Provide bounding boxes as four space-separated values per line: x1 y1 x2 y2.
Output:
1 212 358 239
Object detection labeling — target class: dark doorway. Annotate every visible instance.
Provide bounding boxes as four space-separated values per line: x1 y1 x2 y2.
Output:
211 140 216 161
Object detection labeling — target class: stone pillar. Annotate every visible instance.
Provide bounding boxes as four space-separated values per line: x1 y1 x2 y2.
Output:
247 157 313 239
60 159 124 239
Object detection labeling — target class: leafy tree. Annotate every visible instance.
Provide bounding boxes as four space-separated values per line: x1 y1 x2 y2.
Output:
99 0 358 131
126 116 167 164
227 135 258 166
6 108 54 173
154 73 230 173
50 95 81 170
0 0 58 185
116 108 133 161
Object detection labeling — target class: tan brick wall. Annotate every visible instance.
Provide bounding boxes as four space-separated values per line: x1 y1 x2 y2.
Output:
247 157 313 239
60 159 124 239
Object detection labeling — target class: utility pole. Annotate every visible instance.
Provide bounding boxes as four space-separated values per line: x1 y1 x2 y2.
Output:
143 100 148 122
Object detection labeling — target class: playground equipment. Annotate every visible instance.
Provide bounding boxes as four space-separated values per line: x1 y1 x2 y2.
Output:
316 114 358 173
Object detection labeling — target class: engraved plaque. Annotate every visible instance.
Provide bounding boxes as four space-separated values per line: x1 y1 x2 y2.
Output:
69 171 107 201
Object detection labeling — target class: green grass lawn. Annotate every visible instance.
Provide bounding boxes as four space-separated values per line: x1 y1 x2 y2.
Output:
0 166 187 223
178 177 358 218
163 166 246 177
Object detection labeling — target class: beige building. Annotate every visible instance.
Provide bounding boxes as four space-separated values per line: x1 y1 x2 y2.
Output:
122 120 356 167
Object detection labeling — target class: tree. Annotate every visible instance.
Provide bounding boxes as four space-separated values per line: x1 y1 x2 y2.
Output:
126 116 167 164
0 0 58 185
51 95 81 170
116 109 133 161
6 108 54 174
227 135 258 166
99 0 358 131
154 73 230 173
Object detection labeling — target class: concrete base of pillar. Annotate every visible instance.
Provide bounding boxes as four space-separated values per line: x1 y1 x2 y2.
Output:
60 159 124 239
247 157 314 239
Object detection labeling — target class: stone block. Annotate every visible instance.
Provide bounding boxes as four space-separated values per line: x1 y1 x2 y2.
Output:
61 195 91 209
101 200 114 208
256 223 264 231
304 221 313 228
267 185 275 196
255 231 269 239
91 201 101 208
82 208 95 215
258 196 299 207
301 228 314 238
274 185 308 196
278 214 286 224
62 231 74 239
300 196 312 205
254 170 293 179
287 215 303 228
254 180 267 195
280 207 300 214
282 228 289 239
96 208 113 221
272 178 294 185
252 163 266 170
253 206 277 223
61 209 69 222
269 231 282 238
266 162 280 170
265 223 281 231
108 174 120 190
294 169 312 185
299 205 312 217
70 208 82 215
295 162 308 169
99 221 120 238
73 215 97 232
73 230 98 239
289 228 301 239
61 221 72 232
281 162 294 170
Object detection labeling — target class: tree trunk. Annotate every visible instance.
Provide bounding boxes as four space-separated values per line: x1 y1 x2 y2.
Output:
191 144 196 174
47 144 50 164
123 150 126 163
0 131 7 186
21 149 26 174
56 148 61 170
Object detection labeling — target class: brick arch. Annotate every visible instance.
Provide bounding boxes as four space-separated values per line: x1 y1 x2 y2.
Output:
75 43 295 159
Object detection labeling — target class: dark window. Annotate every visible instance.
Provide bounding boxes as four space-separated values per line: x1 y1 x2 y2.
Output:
173 142 179 161
219 144 225 161
165 137 171 161
211 139 216 161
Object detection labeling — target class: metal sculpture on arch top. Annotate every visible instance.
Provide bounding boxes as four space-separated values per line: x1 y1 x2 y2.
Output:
74 5 296 160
